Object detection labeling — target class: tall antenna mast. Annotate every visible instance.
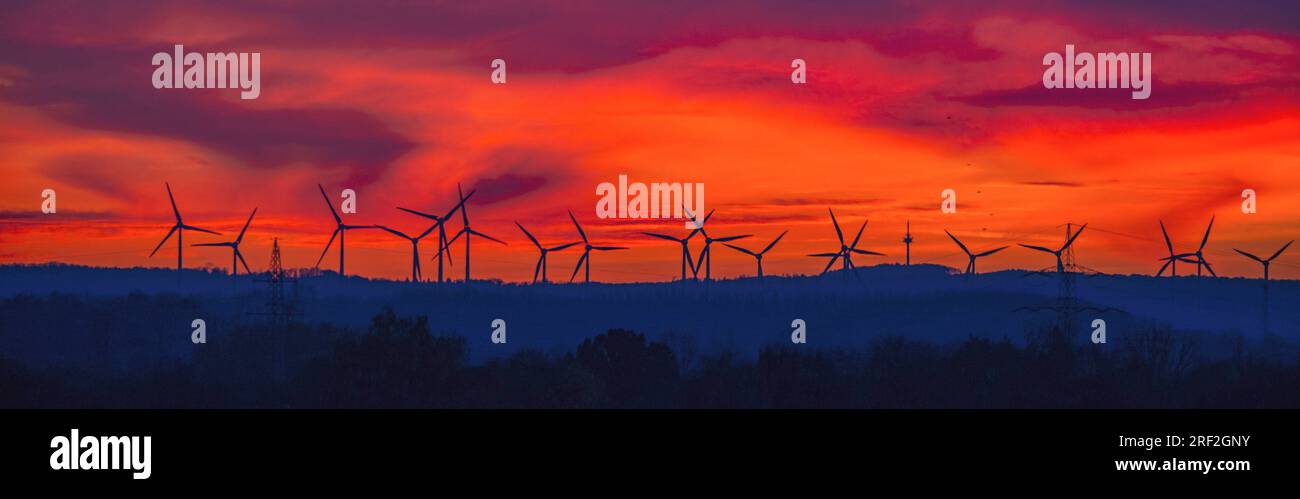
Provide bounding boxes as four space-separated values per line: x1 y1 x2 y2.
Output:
903 220 913 267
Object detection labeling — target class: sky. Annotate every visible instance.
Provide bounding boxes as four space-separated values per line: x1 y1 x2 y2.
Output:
2 0 1299 282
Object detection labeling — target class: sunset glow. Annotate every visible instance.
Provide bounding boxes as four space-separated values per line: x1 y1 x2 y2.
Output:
3 1 1298 282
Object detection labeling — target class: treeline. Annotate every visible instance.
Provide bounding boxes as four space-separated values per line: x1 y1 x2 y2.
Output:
2 309 1297 409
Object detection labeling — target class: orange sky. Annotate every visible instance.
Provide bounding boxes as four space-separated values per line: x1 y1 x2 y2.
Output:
2 2 1299 282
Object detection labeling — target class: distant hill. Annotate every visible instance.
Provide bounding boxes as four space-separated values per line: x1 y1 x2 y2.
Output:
1 263 1294 370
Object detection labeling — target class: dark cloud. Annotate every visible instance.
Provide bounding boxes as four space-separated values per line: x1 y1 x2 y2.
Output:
0 41 414 188
469 173 548 205
953 80 1254 110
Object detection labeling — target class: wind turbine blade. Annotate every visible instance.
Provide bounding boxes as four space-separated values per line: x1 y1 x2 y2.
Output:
1234 248 1263 263
945 230 970 256
592 246 626 251
165 183 181 222
568 210 587 243
828 209 844 246
415 224 438 241
470 229 506 245
397 206 440 220
532 257 542 283
236 250 251 274
1159 221 1173 254
1019 244 1055 254
318 184 342 224
821 254 840 274
1156 259 1171 277
191 242 229 247
976 246 1008 257
150 226 178 257
761 231 787 255
641 232 679 242
850 219 867 250
445 229 465 247
1202 259 1217 277
182 224 221 235
550 242 580 251
457 184 470 226
445 189 475 220
715 235 750 243
236 208 257 243
1267 240 1294 262
376 225 410 239
1198 216 1214 251
316 228 339 267
724 243 756 256
434 235 457 265
1062 223 1087 250
851 249 885 256
516 222 541 249
808 252 840 257
570 251 588 282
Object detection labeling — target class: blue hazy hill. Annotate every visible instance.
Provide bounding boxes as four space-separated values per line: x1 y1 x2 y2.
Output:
1 262 1294 372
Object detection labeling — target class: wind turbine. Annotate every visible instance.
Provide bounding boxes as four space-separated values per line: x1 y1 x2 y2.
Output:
314 184 376 278
724 230 786 278
1156 221 1197 277
193 208 257 278
808 209 884 275
1234 240 1293 335
1187 216 1217 277
1234 240 1293 282
568 210 627 283
945 230 1005 275
516 222 578 284
685 206 749 281
1020 223 1087 273
150 182 221 275
452 183 505 282
376 224 438 282
642 229 698 281
397 189 474 283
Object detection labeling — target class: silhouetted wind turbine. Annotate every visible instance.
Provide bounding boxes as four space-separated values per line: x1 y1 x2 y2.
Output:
452 183 505 282
150 182 220 275
397 188 474 283
1156 220 1196 277
516 222 578 284
193 208 256 278
685 206 749 281
1234 240 1292 335
945 230 1005 275
809 209 884 274
1020 223 1087 273
724 230 786 278
642 229 698 281
1188 216 1216 277
1234 240 1293 282
376 224 438 282
314 184 376 278
568 210 627 283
